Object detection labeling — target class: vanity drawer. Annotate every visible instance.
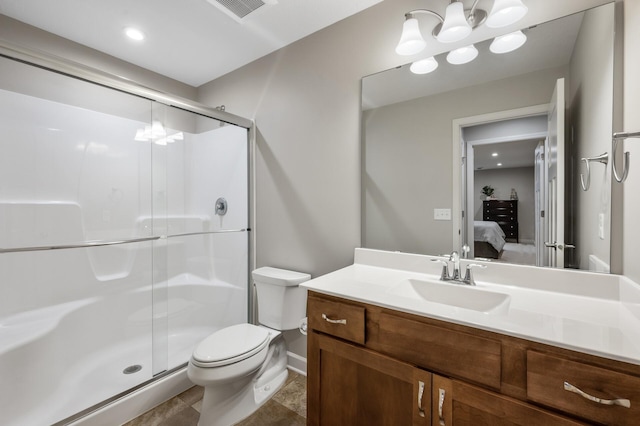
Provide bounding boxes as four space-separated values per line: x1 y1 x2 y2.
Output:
308 295 365 344
527 351 640 425
377 312 502 390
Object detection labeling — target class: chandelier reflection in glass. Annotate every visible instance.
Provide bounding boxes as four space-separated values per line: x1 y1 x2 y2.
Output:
134 121 184 145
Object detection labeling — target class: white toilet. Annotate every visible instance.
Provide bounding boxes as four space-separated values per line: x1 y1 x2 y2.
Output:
187 267 310 426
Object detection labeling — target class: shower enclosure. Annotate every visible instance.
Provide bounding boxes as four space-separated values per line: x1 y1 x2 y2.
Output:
0 45 252 425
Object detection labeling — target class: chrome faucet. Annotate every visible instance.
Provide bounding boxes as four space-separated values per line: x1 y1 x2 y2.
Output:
432 251 486 285
449 251 461 281
462 263 486 286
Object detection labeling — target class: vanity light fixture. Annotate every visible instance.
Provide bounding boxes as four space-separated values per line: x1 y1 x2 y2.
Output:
395 0 528 56
446 44 478 64
124 27 145 41
410 56 439 74
490 30 527 54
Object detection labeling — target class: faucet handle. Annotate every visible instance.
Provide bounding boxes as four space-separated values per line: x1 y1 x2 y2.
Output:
431 258 450 281
463 263 486 286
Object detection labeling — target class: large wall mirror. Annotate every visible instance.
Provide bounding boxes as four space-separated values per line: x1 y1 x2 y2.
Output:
362 2 618 272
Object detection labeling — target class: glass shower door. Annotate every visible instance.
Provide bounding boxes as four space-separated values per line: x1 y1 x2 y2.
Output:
151 104 250 372
0 56 155 425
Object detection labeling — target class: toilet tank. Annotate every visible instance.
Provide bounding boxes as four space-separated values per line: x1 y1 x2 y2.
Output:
252 267 310 331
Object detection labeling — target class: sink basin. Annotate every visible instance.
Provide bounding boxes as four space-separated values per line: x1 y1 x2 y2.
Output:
389 278 510 313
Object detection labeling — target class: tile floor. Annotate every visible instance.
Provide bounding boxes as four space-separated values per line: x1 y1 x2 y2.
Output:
124 370 306 426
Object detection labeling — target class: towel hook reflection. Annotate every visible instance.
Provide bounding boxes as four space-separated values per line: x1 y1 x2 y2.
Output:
579 152 608 191
612 131 640 183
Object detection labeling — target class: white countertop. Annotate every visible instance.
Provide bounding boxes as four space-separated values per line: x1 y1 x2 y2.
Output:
301 248 640 366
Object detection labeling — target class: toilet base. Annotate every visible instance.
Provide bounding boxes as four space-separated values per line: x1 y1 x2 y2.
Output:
197 336 288 426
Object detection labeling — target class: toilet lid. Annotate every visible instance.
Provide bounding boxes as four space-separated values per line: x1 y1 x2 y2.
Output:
192 324 270 367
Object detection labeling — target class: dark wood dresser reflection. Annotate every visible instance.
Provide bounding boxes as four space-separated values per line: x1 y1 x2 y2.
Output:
483 200 518 242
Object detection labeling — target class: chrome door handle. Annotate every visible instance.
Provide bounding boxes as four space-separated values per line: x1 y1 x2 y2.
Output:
438 388 446 425
545 242 576 250
564 382 630 408
417 380 426 418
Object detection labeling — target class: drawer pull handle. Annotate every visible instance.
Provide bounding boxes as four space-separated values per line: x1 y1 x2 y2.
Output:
322 313 347 325
438 388 446 425
563 381 631 408
417 380 426 417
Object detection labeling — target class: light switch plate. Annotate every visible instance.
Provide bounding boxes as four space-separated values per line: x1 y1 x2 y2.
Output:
434 208 451 221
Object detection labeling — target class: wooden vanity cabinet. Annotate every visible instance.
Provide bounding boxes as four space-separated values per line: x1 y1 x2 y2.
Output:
307 332 431 425
307 291 640 425
432 375 582 425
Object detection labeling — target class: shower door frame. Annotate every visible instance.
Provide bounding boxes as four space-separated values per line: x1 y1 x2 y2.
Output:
0 39 257 424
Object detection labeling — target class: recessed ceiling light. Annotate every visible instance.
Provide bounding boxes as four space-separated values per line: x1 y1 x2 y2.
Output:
492 152 499 157
497 163 503 166
125 27 145 41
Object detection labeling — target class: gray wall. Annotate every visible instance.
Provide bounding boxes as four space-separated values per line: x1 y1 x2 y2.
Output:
195 0 629 358
569 4 614 270
196 0 613 275
475 167 535 243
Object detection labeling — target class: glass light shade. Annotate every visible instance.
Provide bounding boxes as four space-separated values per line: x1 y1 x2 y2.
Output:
436 2 472 43
396 17 427 56
410 57 439 74
486 0 528 28
490 30 527 53
446 44 478 65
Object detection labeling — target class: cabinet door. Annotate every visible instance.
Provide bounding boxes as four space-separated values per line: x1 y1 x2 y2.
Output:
432 375 583 425
308 332 431 426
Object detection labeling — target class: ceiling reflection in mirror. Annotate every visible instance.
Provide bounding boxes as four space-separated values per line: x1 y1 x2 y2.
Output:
361 2 615 272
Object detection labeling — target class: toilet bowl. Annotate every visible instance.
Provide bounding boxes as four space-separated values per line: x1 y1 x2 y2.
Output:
187 267 309 426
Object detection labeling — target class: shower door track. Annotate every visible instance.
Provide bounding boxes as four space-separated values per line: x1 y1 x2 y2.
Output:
0 40 252 129
51 362 189 426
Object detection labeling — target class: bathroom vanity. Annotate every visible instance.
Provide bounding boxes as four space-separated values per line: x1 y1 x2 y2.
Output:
302 249 640 425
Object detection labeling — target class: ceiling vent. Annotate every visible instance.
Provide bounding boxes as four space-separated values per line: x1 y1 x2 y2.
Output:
206 0 277 22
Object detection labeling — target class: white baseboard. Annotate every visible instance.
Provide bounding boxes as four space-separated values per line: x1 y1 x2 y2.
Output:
287 351 307 376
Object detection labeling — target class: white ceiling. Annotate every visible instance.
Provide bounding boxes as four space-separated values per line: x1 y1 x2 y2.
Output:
475 139 542 170
0 0 382 87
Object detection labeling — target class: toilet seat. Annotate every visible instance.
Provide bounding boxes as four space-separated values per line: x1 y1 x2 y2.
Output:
192 324 270 368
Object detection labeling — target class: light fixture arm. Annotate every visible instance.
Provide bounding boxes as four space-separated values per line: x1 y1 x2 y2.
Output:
405 10 445 24
406 1 488 36
468 0 481 19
